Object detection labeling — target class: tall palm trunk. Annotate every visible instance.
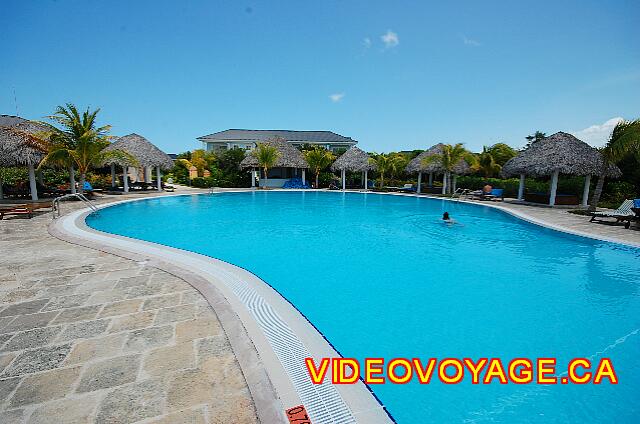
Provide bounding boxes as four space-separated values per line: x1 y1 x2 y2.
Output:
263 167 269 188
315 170 320 189
78 173 86 194
589 175 605 211
380 172 385 188
69 165 77 194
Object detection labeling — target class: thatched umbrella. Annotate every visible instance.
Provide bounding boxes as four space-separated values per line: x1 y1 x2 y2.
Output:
0 117 48 200
103 133 174 192
502 131 621 206
405 143 472 194
330 146 376 190
241 137 308 188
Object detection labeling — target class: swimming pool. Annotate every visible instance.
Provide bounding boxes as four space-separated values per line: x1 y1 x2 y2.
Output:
86 191 640 423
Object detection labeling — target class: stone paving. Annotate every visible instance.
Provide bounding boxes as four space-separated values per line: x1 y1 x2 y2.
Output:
0 189 257 423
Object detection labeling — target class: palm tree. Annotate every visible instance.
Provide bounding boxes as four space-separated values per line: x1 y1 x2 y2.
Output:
35 104 134 194
254 143 280 188
369 153 404 188
525 131 546 148
589 119 640 210
422 143 475 194
304 147 334 188
477 146 502 177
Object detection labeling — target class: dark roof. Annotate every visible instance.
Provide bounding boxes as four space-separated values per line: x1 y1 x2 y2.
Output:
0 114 28 127
198 129 356 144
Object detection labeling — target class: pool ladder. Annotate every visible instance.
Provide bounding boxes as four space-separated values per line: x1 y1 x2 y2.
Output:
52 193 99 219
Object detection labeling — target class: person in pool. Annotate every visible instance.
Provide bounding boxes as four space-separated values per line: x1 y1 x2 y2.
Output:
442 212 455 223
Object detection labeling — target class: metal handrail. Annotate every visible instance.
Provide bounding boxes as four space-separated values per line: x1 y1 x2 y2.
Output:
52 193 99 219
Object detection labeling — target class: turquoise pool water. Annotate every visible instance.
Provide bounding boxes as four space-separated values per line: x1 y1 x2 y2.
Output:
87 191 640 423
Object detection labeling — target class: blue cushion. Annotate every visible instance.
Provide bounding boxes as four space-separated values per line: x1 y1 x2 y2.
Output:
490 188 504 197
83 181 93 190
634 199 640 208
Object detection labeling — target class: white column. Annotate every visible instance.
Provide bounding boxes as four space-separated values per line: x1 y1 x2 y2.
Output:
364 170 368 190
517 173 525 200
452 175 457 192
441 173 447 194
156 167 162 191
417 172 422 194
145 167 152 182
28 164 38 201
341 169 346 190
428 172 433 187
111 164 116 188
123 167 129 193
251 169 256 188
302 169 306 186
549 170 559 206
581 175 591 207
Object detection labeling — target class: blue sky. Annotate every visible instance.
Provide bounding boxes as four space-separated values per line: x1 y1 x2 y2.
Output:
1 0 638 153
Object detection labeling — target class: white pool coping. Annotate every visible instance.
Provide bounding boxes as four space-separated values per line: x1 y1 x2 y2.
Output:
49 189 639 424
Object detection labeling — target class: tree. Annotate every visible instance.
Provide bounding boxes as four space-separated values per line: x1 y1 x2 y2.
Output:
422 143 475 194
525 131 546 148
254 143 280 188
369 153 405 188
34 104 135 194
176 149 215 178
487 143 517 165
589 119 640 210
304 147 334 188
476 146 502 177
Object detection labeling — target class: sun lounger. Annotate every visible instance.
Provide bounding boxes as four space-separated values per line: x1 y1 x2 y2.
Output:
0 200 54 219
472 188 504 201
590 199 636 229
398 184 416 192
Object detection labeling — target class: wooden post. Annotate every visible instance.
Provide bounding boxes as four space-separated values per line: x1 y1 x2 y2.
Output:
341 169 346 191
417 172 422 194
302 169 306 186
111 164 116 188
364 170 368 190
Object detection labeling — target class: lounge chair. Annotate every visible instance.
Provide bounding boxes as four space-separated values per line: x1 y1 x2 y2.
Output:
398 184 416 192
472 188 504 201
0 200 54 219
590 199 636 229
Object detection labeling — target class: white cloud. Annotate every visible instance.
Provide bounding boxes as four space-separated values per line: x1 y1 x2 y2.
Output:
462 35 480 46
572 117 623 147
381 30 399 49
329 93 345 103
363 37 371 49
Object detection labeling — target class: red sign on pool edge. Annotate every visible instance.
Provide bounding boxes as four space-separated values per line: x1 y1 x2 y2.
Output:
286 405 311 424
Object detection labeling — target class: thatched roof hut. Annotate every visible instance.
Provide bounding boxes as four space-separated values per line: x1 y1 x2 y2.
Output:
103 133 174 170
240 137 308 168
0 116 47 167
502 132 621 178
405 143 472 175
330 146 375 172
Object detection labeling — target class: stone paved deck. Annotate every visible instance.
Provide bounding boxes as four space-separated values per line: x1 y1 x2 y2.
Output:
0 188 257 423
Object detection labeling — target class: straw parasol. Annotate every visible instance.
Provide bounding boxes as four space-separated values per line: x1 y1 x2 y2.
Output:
502 131 621 206
405 143 472 193
0 116 48 200
103 133 174 192
331 146 376 190
240 137 308 169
